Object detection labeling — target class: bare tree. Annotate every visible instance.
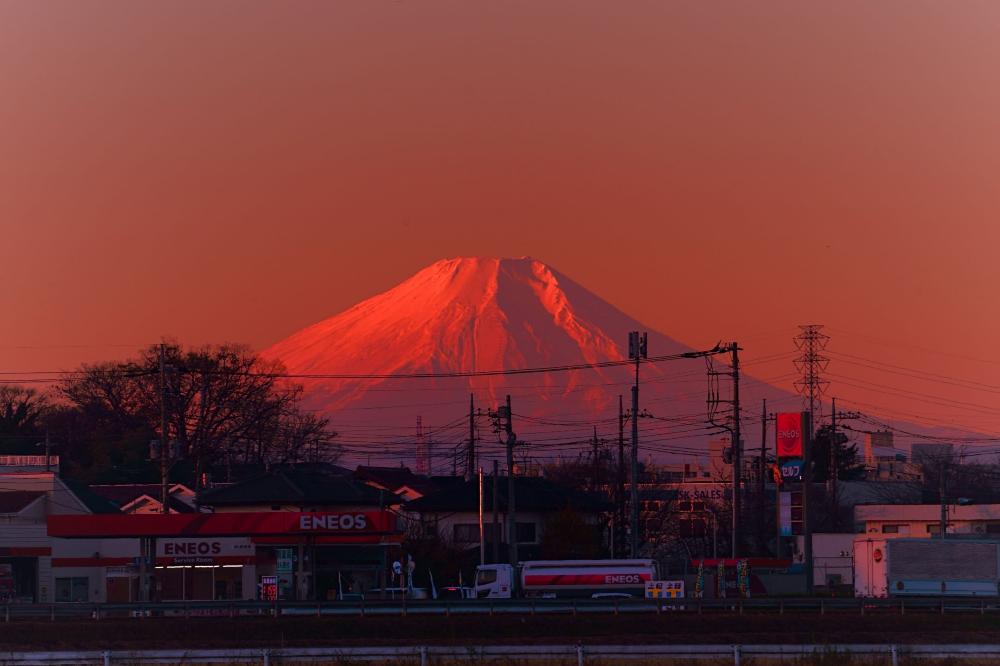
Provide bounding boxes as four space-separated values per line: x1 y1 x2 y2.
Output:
0 385 50 454
59 343 336 485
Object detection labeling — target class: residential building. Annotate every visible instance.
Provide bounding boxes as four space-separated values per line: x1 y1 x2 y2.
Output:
855 503 1000 538
0 467 119 604
404 475 611 560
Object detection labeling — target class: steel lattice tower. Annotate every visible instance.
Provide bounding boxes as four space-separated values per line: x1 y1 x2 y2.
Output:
793 324 830 432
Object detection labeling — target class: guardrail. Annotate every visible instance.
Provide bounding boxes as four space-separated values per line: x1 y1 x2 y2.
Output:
4 644 1000 665
5 596 1000 621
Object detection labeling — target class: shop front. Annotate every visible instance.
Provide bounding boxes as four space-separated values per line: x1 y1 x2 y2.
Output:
48 510 402 602
155 537 255 601
252 540 388 601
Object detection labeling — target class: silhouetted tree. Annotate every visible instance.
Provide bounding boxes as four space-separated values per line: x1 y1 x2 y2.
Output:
57 343 336 486
810 425 864 483
0 385 50 454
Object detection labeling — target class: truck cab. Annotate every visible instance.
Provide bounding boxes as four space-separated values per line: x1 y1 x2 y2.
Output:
474 563 515 599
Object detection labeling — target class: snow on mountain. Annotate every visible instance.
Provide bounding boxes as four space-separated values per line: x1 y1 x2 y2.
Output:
261 257 795 468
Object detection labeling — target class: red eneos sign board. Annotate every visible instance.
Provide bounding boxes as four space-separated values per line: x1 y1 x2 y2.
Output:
48 511 397 539
775 412 804 459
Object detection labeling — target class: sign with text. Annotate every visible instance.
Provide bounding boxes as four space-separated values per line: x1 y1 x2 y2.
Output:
260 576 278 602
276 548 294 573
776 412 805 459
645 580 685 599
49 511 398 539
779 459 803 480
157 537 254 564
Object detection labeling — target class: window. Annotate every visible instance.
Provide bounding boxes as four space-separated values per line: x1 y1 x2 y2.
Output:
927 524 941 534
452 523 479 544
475 568 497 586
986 524 1000 534
516 522 536 544
882 524 909 534
55 577 88 603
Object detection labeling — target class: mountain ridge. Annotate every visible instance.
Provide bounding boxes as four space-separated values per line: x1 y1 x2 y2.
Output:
260 257 794 467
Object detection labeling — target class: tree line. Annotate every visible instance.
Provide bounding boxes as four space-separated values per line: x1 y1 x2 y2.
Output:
0 343 336 486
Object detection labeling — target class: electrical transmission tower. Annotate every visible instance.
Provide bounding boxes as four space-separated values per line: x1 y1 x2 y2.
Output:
793 325 830 429
792 324 828 596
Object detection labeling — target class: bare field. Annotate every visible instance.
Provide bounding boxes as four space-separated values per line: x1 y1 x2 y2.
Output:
3 613 1000 651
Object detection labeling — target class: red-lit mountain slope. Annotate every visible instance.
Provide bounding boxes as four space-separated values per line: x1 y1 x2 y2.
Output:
261 257 795 467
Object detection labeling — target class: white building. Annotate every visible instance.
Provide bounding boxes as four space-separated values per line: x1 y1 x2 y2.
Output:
855 503 1000 538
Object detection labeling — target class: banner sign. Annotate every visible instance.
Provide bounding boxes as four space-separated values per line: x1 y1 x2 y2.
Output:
48 511 398 539
776 413 805 458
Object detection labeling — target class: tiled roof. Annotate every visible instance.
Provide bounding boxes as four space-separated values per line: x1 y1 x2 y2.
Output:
60 479 122 514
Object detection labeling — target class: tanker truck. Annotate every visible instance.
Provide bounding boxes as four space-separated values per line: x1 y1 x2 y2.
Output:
472 559 658 599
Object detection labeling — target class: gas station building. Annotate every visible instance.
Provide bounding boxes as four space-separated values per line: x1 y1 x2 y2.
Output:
7 466 404 604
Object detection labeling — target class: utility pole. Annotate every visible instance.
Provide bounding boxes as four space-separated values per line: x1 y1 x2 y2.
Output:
617 395 625 558
478 466 485 567
829 397 837 529
939 458 948 539
466 395 476 481
159 343 169 515
706 343 744 557
730 342 741 559
590 426 601 492
44 431 51 473
757 399 767 555
504 395 518 567
803 411 814 595
492 460 500 563
628 331 647 558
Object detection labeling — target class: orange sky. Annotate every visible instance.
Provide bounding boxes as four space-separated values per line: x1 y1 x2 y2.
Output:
2 2 999 438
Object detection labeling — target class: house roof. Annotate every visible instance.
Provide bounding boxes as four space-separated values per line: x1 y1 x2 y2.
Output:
60 479 122 514
88 483 196 513
405 476 612 514
0 491 45 514
354 466 440 496
197 468 396 507
207 462 352 485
